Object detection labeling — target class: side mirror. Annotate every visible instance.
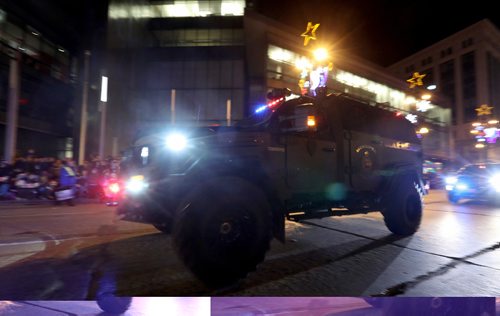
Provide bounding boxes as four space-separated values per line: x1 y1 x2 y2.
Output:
278 104 318 133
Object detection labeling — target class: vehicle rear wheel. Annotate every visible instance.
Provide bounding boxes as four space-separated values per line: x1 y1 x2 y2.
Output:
173 177 272 288
96 295 132 314
382 176 423 236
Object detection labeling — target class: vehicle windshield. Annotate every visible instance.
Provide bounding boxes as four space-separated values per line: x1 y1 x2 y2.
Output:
236 107 275 128
459 163 500 175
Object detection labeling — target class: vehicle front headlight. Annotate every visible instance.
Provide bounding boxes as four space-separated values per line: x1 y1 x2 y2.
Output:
489 173 500 192
445 176 457 185
166 133 187 151
126 175 149 194
445 176 457 191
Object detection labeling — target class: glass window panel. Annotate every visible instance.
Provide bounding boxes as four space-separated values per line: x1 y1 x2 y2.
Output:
182 61 196 87
206 89 220 119
232 60 244 88
207 61 221 88
195 61 208 88
25 33 40 50
220 61 232 86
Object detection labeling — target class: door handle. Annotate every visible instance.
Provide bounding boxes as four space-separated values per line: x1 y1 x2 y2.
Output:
322 146 336 152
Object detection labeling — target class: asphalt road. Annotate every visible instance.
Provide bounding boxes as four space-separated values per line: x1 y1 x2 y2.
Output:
0 190 498 298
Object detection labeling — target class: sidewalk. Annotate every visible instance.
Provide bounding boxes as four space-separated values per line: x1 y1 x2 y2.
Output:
0 197 100 206
0 301 101 315
0 298 211 316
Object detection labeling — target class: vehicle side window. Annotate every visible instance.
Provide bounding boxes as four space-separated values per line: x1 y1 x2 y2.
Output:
277 103 325 134
339 100 375 134
376 115 419 143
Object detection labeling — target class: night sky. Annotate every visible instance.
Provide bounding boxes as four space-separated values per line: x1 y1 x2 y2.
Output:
252 0 500 66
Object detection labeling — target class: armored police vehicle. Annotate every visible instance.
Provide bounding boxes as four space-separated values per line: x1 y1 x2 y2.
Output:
118 89 425 287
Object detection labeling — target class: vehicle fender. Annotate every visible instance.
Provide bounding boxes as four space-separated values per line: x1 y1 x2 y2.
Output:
188 158 286 243
380 164 425 197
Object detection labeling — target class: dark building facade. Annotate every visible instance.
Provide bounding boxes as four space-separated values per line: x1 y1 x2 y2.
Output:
0 0 108 161
104 0 451 161
388 19 500 163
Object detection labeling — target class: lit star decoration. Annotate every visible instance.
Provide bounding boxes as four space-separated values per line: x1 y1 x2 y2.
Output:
407 72 426 88
475 104 493 116
301 22 320 46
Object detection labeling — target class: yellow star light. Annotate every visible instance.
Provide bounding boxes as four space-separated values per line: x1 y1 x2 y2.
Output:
406 72 426 88
301 22 320 46
475 104 494 116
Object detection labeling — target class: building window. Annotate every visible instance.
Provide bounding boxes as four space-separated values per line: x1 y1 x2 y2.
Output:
421 68 434 86
109 1 246 19
439 60 456 123
405 65 415 73
461 52 476 122
421 56 433 66
156 28 244 47
487 52 500 119
440 47 453 58
461 38 474 49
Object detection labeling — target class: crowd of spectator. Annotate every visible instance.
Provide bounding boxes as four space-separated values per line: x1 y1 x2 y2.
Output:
0 152 121 201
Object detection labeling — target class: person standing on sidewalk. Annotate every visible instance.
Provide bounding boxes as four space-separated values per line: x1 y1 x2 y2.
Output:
58 159 77 206
0 159 15 200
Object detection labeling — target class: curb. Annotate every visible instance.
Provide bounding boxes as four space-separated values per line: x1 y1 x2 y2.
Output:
0 198 101 206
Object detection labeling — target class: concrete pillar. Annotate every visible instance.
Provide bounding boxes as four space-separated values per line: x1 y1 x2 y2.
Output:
4 52 20 163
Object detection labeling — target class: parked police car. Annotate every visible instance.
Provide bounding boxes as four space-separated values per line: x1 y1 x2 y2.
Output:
446 162 500 204
118 89 425 287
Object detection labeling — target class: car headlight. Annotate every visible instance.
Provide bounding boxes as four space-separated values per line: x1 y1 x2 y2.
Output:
489 173 500 191
445 176 457 185
456 183 468 191
126 175 149 193
166 133 187 151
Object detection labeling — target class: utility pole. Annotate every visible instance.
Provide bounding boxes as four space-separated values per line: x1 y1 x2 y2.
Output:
78 50 91 165
4 50 20 163
98 74 108 160
171 89 176 124
226 99 231 126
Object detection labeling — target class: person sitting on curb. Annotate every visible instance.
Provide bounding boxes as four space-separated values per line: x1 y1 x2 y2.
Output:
57 159 77 206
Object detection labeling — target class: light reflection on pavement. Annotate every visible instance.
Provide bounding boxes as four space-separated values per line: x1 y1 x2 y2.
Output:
0 298 210 315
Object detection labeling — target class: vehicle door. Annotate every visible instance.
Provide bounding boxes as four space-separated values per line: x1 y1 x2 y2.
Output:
273 102 337 199
338 100 383 191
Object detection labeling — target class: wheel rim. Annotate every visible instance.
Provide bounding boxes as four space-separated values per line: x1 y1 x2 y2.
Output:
202 206 257 260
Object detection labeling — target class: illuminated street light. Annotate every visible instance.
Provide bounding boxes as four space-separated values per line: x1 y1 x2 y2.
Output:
427 84 437 90
100 76 108 102
475 143 485 149
421 93 432 100
417 127 429 134
313 47 328 62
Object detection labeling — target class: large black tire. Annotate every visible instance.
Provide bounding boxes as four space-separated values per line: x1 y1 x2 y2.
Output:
153 221 172 234
173 177 273 288
96 295 132 314
382 176 423 236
